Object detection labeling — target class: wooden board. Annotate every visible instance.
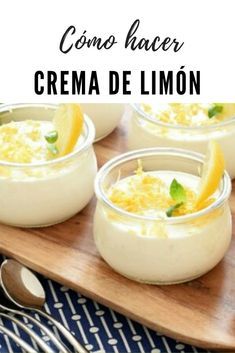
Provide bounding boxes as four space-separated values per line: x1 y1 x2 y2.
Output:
0 116 235 351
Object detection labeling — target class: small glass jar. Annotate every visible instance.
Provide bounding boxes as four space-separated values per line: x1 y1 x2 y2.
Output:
128 104 235 178
94 148 232 284
0 103 97 227
80 103 124 141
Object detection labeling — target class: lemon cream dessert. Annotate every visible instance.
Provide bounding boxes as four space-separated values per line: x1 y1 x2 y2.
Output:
80 103 124 141
128 103 235 178
94 143 232 284
0 103 97 227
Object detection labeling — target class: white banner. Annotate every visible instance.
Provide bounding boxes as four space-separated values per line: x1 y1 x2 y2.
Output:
0 0 234 102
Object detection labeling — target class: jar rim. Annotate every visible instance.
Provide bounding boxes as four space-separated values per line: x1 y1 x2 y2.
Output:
94 147 231 224
0 103 95 168
131 103 235 131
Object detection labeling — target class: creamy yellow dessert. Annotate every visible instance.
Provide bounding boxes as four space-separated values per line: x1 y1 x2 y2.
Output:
94 144 231 284
141 103 235 126
0 103 97 227
108 166 198 218
80 104 124 140
0 104 84 165
128 103 235 178
0 120 59 164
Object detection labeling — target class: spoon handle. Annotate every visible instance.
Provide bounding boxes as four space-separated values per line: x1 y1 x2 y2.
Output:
0 312 54 353
12 310 68 353
0 323 37 353
36 308 89 353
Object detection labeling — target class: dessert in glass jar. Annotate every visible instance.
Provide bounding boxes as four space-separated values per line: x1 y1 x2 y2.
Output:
128 103 235 178
80 103 124 141
0 103 97 227
94 144 231 284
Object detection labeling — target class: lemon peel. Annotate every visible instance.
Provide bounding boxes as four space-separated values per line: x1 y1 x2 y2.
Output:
53 104 84 157
195 141 225 207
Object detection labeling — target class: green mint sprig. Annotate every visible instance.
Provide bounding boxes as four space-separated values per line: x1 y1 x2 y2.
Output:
166 179 186 217
208 104 223 119
169 178 186 203
47 144 59 156
45 130 59 156
45 130 58 144
166 202 183 217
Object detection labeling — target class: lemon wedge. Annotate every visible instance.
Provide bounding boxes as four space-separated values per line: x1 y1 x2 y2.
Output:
53 104 84 157
219 103 235 119
195 141 225 207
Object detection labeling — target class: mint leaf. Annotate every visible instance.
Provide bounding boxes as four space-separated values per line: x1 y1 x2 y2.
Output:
47 144 59 156
169 179 186 203
208 104 223 119
166 202 183 217
45 130 58 144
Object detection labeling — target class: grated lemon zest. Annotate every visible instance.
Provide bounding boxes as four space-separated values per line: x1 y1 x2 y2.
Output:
108 163 197 217
141 103 235 127
0 120 51 164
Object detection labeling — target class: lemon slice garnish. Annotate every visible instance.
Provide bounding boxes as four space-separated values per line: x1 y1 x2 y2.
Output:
53 104 84 157
195 141 225 207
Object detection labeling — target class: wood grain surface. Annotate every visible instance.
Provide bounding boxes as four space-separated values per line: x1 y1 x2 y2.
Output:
0 117 235 351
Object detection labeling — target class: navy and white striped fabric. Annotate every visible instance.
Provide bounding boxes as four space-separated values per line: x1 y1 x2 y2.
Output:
0 257 211 353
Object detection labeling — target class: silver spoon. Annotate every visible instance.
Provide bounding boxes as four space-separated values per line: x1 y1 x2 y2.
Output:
0 259 88 353
0 292 68 353
0 323 38 353
0 312 54 353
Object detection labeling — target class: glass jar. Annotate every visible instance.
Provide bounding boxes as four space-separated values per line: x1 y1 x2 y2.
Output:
0 103 97 227
80 103 124 141
128 104 235 178
94 148 232 284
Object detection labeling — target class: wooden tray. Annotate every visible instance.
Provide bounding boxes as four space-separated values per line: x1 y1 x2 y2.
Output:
0 117 235 351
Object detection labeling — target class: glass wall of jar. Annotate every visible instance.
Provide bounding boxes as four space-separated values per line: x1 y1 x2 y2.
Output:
0 103 97 227
80 103 124 141
94 148 232 284
128 104 235 178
